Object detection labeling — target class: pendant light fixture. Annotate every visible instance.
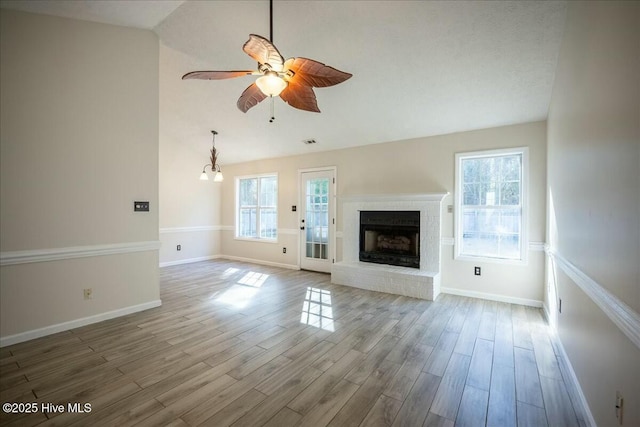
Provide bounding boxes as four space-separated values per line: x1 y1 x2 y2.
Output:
200 130 223 182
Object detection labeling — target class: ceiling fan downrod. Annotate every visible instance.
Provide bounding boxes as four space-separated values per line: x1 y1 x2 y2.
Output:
269 0 273 42
268 0 275 123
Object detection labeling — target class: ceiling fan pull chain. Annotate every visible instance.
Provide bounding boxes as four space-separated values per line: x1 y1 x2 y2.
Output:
269 96 275 123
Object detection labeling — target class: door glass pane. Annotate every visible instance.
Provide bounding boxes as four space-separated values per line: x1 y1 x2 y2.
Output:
305 178 329 260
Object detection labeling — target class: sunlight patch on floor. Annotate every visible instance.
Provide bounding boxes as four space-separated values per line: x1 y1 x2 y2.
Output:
214 271 269 308
215 285 259 309
300 287 335 331
238 271 269 287
221 267 240 277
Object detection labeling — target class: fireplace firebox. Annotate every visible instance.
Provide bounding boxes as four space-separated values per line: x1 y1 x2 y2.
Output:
359 210 420 268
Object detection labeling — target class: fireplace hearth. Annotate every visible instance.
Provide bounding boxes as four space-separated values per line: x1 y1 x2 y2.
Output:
359 210 420 268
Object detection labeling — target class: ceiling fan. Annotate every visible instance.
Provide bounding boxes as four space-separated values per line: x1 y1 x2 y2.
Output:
182 0 352 117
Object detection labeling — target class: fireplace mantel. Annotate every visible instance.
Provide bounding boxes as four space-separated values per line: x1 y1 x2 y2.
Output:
331 192 448 300
338 193 449 203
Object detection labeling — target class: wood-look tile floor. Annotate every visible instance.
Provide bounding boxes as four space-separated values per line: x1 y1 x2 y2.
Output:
1 260 588 426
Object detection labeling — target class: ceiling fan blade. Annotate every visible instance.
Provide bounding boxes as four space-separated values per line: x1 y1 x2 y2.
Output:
243 34 284 72
182 70 254 80
283 57 352 88
279 82 320 113
237 83 268 113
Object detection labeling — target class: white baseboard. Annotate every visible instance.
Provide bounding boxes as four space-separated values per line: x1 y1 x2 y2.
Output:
542 302 552 323
441 287 543 308
159 255 221 268
159 254 300 271
219 255 300 270
0 299 162 347
552 330 597 427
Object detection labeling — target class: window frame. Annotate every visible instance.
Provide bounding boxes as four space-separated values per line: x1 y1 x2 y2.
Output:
235 173 279 243
454 147 529 265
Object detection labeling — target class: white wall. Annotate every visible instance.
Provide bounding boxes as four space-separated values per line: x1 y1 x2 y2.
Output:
158 43 222 267
219 121 547 304
546 1 640 425
0 10 160 343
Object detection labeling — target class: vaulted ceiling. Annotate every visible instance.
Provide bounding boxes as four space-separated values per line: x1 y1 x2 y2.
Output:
0 0 567 164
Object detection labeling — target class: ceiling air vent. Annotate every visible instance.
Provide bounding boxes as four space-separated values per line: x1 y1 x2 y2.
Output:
303 139 317 145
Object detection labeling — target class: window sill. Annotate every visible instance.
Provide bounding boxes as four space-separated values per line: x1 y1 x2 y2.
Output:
454 254 528 266
234 237 278 244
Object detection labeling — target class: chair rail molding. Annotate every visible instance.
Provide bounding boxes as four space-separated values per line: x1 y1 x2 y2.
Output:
0 241 161 266
159 225 221 233
546 246 640 350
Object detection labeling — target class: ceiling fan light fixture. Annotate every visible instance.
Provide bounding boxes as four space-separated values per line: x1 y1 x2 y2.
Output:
200 170 209 181
256 72 288 97
182 0 351 116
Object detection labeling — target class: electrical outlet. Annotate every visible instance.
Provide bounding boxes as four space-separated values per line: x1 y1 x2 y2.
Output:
282 247 287 254
177 245 181 251
474 266 481 276
83 288 92 300
615 391 624 425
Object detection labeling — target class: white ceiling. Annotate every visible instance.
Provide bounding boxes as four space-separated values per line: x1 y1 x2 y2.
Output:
1 0 567 164
0 0 185 29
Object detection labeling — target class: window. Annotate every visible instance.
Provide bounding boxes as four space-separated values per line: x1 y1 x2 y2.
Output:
236 174 278 240
455 148 528 263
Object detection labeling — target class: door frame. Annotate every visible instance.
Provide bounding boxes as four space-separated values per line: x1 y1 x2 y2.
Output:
297 166 337 271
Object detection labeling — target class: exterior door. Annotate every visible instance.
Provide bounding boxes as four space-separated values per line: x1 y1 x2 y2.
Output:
299 169 335 272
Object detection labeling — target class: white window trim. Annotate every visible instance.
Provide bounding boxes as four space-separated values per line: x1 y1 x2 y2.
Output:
235 172 279 243
454 147 529 265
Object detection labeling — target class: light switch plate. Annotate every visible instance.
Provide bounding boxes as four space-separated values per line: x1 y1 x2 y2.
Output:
134 201 149 212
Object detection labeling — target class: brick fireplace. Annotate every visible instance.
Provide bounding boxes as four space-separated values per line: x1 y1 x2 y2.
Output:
331 193 447 300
